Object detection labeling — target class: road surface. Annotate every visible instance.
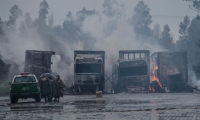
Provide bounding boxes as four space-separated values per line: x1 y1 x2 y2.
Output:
0 93 200 120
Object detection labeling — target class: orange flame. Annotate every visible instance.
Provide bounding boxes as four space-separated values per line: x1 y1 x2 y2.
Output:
150 87 155 92
150 69 162 91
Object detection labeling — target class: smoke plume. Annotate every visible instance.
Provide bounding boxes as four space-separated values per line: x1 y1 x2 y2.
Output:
0 1 164 89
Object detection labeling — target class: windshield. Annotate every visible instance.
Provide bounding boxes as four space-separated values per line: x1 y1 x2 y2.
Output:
14 76 36 83
120 66 147 77
120 53 147 60
75 64 102 73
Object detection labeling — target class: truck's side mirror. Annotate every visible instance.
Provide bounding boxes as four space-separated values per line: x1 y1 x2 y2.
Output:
51 62 53 64
8 82 12 85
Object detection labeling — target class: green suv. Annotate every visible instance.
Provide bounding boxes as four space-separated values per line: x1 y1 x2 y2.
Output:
10 72 41 104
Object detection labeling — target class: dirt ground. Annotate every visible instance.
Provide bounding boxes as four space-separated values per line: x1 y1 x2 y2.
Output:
1 93 200 120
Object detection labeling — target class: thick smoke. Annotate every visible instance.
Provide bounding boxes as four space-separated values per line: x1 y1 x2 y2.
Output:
0 1 165 88
188 69 200 88
0 28 47 79
82 14 163 73
0 29 44 70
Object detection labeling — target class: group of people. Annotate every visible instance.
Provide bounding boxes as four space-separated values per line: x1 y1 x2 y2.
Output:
39 75 65 103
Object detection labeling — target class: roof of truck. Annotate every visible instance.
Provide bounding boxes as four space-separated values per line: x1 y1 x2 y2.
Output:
119 50 150 53
74 50 105 53
26 50 55 55
151 50 187 57
74 51 105 60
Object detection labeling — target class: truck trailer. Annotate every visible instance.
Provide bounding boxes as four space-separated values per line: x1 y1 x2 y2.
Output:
150 50 190 92
74 51 105 94
114 50 150 93
24 50 55 79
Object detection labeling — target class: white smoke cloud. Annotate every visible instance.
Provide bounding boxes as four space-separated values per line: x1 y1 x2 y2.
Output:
51 39 84 80
0 1 165 90
188 69 200 88
0 29 45 71
0 27 78 80
82 14 164 74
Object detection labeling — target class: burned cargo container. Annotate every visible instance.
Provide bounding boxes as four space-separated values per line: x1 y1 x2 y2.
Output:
24 50 55 79
150 51 189 92
74 51 105 93
115 50 150 93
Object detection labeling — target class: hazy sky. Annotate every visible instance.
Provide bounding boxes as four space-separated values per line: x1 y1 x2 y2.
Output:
0 0 198 39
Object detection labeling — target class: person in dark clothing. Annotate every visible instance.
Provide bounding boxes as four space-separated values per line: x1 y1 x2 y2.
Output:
52 75 65 102
39 75 52 102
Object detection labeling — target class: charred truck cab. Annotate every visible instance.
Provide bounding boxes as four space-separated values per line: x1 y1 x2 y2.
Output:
116 50 150 93
74 51 105 94
24 50 55 79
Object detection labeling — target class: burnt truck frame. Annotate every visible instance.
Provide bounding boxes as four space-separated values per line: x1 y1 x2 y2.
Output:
24 50 55 79
74 51 105 94
150 50 190 92
115 50 150 93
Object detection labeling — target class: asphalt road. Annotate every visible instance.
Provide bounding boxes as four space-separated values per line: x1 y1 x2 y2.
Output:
1 93 200 120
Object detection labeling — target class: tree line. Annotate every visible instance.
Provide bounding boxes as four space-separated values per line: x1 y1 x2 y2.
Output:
0 0 200 76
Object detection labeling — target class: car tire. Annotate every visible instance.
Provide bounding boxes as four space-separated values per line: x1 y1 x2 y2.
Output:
35 94 41 102
10 96 18 104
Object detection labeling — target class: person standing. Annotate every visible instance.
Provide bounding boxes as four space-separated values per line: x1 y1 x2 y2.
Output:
52 75 65 102
39 75 52 102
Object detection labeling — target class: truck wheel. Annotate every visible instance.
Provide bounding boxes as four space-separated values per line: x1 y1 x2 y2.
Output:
10 96 18 104
35 94 41 102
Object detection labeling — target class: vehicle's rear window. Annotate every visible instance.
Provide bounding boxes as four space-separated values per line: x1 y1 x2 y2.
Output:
14 76 36 83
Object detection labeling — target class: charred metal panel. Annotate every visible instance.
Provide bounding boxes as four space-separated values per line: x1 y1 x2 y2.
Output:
167 73 185 92
121 75 149 86
119 60 147 68
119 65 147 77
74 74 102 85
75 64 102 74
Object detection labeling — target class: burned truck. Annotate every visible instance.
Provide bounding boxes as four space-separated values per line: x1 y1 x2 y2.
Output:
74 51 105 94
115 50 150 93
150 51 190 92
24 50 55 79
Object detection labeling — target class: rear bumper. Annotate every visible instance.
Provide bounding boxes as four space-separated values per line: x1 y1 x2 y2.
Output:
10 92 40 98
127 87 147 93
74 74 103 85
121 75 149 90
121 75 149 81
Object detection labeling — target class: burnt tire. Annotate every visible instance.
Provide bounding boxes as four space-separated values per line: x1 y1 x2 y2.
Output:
35 94 41 102
10 96 18 104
